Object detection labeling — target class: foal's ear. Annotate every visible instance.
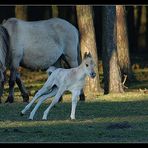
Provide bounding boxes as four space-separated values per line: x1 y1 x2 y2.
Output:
84 52 88 59
87 52 92 57
84 52 92 59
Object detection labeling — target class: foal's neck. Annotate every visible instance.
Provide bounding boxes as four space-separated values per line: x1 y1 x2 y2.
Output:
76 63 87 81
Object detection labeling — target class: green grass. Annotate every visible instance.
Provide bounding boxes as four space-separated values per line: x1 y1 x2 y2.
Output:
0 93 148 143
0 67 148 143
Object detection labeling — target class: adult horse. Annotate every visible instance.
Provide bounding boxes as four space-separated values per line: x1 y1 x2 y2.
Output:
0 17 85 103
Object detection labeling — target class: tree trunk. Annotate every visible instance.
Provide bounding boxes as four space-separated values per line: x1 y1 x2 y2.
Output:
126 6 136 52
76 5 101 95
44 6 52 19
116 5 133 81
145 6 148 50
102 6 124 94
52 5 58 17
15 5 28 20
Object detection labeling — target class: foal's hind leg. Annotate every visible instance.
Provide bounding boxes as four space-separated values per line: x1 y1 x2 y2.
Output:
29 86 58 120
16 72 29 102
21 87 49 115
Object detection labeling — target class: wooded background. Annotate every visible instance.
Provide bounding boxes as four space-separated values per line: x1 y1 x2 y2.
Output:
0 5 147 96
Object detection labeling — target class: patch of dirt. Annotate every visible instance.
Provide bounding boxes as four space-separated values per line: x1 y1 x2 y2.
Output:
106 121 132 130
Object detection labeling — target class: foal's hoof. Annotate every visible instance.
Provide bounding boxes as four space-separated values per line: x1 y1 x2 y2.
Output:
42 117 47 120
28 118 33 121
20 112 24 116
70 116 76 120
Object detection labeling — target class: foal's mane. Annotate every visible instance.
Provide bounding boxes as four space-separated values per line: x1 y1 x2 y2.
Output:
0 25 9 70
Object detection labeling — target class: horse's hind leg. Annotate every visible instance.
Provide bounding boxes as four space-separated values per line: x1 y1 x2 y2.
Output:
0 71 6 103
16 72 29 102
5 68 17 103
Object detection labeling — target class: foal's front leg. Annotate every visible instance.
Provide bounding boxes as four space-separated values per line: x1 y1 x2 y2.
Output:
70 90 80 120
5 68 17 103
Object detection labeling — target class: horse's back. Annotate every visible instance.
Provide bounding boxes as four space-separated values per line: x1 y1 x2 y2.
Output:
2 17 78 37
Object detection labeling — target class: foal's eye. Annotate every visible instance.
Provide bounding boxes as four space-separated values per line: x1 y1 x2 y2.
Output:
86 64 89 67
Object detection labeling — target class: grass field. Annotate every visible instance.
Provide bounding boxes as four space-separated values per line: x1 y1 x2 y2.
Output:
0 66 148 143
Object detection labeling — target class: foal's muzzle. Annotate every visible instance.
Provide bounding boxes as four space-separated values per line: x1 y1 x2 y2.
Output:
90 72 96 78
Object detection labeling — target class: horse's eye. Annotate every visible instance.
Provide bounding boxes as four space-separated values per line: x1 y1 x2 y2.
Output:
86 64 89 67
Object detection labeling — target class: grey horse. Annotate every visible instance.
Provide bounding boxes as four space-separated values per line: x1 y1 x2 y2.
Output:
0 17 85 103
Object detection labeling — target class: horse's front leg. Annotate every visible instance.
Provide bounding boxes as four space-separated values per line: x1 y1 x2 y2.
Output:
5 68 17 103
16 72 29 102
0 71 6 103
79 90 85 101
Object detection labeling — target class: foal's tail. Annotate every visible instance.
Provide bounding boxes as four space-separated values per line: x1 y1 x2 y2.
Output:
46 66 57 75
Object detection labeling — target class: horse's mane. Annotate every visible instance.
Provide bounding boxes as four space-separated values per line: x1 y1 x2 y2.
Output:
0 25 9 71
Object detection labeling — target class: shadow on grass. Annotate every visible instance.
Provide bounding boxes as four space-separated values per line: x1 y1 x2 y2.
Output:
1 99 148 142
1 98 148 121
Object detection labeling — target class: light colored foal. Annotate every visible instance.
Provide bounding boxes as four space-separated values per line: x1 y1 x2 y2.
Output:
21 52 96 120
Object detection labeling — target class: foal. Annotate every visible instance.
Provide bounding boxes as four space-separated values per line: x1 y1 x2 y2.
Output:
21 52 96 120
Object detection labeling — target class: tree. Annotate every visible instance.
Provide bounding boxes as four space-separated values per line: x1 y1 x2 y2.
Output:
102 6 124 94
116 5 133 81
76 5 101 96
126 6 136 52
15 5 28 20
52 5 58 17
44 6 52 19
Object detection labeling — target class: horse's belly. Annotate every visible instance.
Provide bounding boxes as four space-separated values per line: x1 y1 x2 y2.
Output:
21 50 61 70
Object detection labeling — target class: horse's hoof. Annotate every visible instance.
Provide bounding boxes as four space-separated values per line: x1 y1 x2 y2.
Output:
5 99 13 103
28 118 33 121
23 100 29 103
5 96 14 103
22 94 29 103
79 93 85 101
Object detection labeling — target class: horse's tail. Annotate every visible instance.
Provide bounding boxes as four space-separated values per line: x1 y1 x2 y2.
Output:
46 66 57 75
0 25 10 71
